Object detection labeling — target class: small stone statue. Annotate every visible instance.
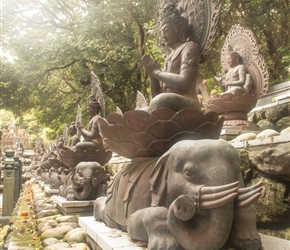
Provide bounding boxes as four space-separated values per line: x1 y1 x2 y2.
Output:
68 122 80 147
222 51 248 94
74 94 105 151
204 24 269 129
59 161 107 201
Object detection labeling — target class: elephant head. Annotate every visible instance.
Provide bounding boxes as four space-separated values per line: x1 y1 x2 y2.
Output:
149 139 243 250
72 161 107 200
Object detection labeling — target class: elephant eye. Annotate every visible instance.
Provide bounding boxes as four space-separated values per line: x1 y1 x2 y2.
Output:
184 169 193 178
183 163 197 178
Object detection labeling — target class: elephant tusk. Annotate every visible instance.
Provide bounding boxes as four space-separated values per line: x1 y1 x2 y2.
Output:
200 181 239 195
200 193 238 209
235 182 262 208
237 182 262 194
236 193 261 208
193 182 239 209
237 188 262 201
201 187 239 201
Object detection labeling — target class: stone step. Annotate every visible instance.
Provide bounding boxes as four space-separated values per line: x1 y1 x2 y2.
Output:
79 216 290 250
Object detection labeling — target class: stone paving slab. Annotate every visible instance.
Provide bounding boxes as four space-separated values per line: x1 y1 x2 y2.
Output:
79 216 290 250
260 233 290 250
52 195 94 216
79 217 144 250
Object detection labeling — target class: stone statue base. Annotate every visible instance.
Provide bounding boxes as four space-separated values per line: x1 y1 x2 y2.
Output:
79 216 146 250
52 195 95 216
78 216 290 250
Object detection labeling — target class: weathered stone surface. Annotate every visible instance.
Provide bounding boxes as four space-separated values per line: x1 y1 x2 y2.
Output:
238 149 253 183
44 242 71 250
253 177 290 224
256 119 276 130
36 209 59 219
255 110 266 120
265 104 289 123
35 203 56 213
37 215 61 223
58 222 80 229
256 129 280 139
249 142 290 180
72 243 88 250
42 238 59 247
276 116 290 132
41 225 74 240
64 228 87 243
37 219 58 234
56 215 79 223
231 132 257 142
281 126 290 135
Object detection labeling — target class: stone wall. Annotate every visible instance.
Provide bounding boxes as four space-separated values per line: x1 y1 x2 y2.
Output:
233 128 290 239
252 103 290 132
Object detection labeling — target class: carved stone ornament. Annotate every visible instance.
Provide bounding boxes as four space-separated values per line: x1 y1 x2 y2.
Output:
91 71 106 117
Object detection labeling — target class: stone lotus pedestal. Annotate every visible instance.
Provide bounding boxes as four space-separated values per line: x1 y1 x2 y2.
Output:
52 195 95 216
57 148 112 169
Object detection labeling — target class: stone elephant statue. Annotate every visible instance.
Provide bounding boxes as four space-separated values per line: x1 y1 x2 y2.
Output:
94 139 262 250
59 161 107 201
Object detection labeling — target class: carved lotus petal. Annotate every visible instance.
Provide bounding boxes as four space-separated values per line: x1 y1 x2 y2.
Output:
58 148 112 168
145 121 182 139
204 93 257 114
125 132 157 148
171 109 205 131
121 110 156 132
98 118 131 142
99 108 223 158
103 139 139 159
106 113 122 124
211 98 226 106
151 108 178 120
195 122 222 139
219 93 235 101
204 111 220 123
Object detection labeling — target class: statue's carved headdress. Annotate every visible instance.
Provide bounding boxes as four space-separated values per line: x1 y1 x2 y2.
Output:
158 0 223 62
88 71 105 117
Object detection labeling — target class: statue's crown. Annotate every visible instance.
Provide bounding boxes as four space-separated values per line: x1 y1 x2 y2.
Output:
159 3 182 27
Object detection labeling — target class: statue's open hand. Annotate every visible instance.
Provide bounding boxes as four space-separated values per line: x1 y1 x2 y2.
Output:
76 121 84 129
141 55 161 77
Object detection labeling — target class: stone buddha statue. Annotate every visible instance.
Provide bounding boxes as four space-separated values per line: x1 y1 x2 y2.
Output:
222 51 248 94
73 94 105 151
141 3 201 112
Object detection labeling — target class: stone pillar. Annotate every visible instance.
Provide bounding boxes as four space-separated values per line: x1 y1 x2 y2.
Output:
13 156 22 204
2 149 16 216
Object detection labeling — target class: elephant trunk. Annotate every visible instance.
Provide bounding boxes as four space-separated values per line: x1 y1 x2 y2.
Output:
73 182 92 200
167 195 233 250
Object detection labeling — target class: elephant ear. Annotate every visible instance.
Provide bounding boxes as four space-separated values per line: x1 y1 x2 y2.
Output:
149 153 170 207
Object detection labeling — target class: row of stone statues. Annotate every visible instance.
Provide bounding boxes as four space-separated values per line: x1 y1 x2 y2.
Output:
36 0 268 249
